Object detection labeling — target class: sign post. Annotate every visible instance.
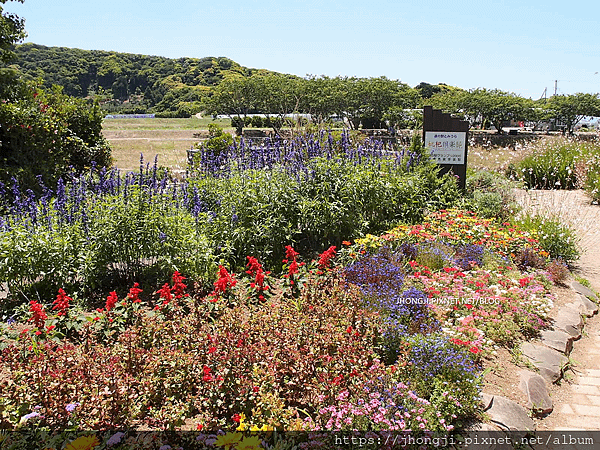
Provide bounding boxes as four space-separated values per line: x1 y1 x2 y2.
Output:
422 106 469 190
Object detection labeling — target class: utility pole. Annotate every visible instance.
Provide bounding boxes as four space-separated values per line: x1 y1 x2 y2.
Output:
554 80 558 96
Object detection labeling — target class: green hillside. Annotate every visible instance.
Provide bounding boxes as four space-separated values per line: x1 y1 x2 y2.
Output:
9 43 270 116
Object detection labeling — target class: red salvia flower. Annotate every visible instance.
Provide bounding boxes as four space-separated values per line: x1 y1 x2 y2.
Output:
127 282 143 303
157 283 173 306
285 245 299 261
317 245 337 269
29 300 47 329
172 271 187 298
213 266 236 294
246 256 262 274
288 260 299 277
105 291 118 311
245 256 269 300
52 288 72 316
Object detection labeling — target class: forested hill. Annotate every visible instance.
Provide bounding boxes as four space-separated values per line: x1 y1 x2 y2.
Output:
9 43 271 116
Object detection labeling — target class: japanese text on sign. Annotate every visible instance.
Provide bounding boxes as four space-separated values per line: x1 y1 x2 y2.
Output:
424 132 466 164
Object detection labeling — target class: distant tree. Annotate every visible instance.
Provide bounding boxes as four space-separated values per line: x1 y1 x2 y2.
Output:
301 75 348 126
257 73 302 136
344 77 409 129
206 74 262 134
471 89 529 134
415 82 443 99
429 88 531 133
547 93 600 135
428 89 472 123
0 0 26 63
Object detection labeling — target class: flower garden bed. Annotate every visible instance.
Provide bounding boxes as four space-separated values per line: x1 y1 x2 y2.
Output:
0 207 565 449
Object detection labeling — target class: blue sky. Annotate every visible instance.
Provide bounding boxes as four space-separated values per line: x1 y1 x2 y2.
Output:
8 0 600 99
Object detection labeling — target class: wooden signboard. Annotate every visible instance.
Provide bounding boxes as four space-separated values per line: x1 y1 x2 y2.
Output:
422 106 469 190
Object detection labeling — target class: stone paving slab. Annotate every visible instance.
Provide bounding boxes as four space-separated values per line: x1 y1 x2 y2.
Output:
586 395 600 406
548 327 600 430
571 404 600 417
515 190 600 431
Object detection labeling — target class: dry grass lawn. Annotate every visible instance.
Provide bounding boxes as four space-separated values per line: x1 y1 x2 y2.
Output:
102 117 232 170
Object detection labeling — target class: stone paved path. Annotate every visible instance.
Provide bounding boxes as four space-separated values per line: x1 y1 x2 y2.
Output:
515 189 600 431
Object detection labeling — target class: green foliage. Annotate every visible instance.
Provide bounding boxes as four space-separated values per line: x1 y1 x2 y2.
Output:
0 0 26 63
548 93 600 135
0 71 112 191
0 183 217 302
189 156 459 269
430 88 531 133
83 191 217 293
10 44 246 114
462 169 520 221
250 115 264 128
515 213 580 265
195 124 234 156
508 138 600 202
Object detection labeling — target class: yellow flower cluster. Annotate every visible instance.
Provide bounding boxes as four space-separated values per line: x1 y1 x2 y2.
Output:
355 209 542 257
215 430 265 450
233 408 278 433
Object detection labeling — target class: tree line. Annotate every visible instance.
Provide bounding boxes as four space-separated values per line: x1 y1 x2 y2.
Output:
8 43 271 117
10 43 600 136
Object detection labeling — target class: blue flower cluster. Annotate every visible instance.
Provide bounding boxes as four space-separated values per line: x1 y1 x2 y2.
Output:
453 244 485 271
0 156 216 233
408 334 478 381
191 131 420 179
1 132 422 235
344 251 406 291
344 250 439 364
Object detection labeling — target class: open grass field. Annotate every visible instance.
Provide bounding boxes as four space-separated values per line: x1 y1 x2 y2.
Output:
102 117 232 171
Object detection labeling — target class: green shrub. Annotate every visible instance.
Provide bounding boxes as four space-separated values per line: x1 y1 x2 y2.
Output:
250 115 264 128
194 124 234 157
0 71 111 193
84 191 217 293
190 157 459 269
515 212 580 265
463 169 520 221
